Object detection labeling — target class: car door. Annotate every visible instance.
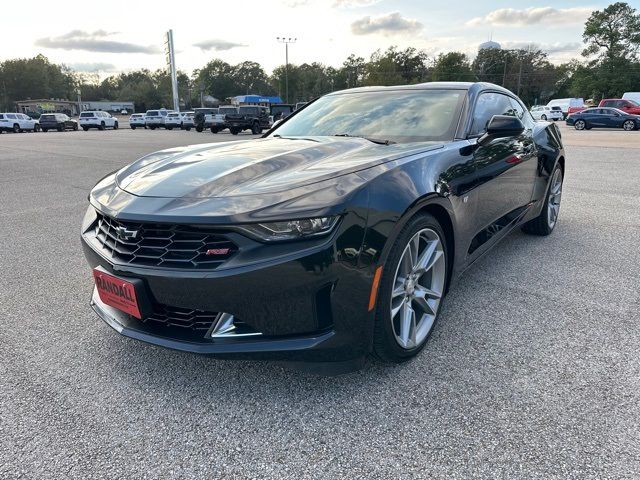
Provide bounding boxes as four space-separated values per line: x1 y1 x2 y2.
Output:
469 92 538 243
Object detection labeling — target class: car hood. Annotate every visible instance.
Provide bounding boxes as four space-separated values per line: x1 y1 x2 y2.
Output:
115 137 443 199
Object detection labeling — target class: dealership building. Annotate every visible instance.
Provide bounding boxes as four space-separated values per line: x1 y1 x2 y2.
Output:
230 95 283 106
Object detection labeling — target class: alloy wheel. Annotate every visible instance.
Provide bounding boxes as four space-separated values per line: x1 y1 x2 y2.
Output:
547 168 563 229
390 228 446 349
623 120 635 131
575 120 585 130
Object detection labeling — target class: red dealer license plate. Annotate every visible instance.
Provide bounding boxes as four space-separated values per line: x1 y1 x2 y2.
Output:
93 269 142 319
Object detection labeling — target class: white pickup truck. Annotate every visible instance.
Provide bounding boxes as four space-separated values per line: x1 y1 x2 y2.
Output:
206 106 238 134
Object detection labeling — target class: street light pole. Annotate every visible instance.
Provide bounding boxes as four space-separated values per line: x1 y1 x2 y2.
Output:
276 37 297 103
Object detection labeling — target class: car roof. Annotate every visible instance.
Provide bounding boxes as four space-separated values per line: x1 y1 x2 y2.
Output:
327 82 513 97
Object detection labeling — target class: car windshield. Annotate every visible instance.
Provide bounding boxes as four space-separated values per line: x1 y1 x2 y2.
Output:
627 99 639 106
271 89 466 143
80 112 94 117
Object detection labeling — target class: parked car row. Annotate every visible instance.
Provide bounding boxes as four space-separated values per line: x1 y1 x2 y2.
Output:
1 111 123 133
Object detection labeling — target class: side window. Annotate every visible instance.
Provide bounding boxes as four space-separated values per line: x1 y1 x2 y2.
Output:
470 93 516 136
509 97 535 129
7 114 16 119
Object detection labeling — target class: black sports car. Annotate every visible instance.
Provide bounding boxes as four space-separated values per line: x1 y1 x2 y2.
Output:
566 107 640 131
81 82 565 372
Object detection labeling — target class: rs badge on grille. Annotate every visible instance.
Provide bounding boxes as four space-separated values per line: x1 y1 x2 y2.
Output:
115 226 139 241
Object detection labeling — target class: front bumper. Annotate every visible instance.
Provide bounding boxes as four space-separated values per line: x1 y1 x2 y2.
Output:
81 210 374 362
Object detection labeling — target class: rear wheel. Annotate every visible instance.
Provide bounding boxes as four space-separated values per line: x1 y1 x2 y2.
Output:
73 123 78 131
373 213 448 363
574 119 586 130
522 165 563 236
34 124 40 132
230 127 240 135
42 128 48 132
541 114 547 120
251 122 261 134
149 126 156 130
13 124 20 133
210 127 220 134
113 121 119 130
82 127 89 131
131 126 136 130
623 120 635 131
57 125 64 132
196 125 203 132
99 122 105 131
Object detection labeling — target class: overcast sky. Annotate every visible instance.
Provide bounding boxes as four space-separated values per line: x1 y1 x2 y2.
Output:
0 0 619 76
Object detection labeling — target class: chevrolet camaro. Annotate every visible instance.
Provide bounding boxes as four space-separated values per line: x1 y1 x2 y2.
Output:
81 82 565 372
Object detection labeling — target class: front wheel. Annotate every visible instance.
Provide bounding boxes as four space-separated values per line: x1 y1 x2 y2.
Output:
522 165 563 236
574 119 586 130
82 127 89 131
622 120 636 131
42 128 48 132
373 214 448 363
541 114 547 120
230 127 240 135
196 125 203 132
131 126 136 130
113 122 119 130
99 122 105 131
251 122 261 134
73 123 78 131
13 124 20 133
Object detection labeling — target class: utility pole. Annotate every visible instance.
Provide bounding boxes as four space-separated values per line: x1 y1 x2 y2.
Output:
164 30 180 111
76 88 82 115
276 37 297 103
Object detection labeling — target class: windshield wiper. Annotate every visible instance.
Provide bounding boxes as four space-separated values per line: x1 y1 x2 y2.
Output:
333 133 395 145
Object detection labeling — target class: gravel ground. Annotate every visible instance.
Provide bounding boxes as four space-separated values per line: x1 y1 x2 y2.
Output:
1 128 639 479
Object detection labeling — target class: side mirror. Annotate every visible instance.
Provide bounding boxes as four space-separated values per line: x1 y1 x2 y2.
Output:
477 115 525 146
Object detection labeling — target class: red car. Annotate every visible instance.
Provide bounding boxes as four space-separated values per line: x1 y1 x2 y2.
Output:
598 98 640 114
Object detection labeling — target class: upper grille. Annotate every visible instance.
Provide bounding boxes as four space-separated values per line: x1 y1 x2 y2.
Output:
93 212 237 269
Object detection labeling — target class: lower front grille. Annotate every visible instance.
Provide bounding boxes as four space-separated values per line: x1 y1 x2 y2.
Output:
143 304 218 331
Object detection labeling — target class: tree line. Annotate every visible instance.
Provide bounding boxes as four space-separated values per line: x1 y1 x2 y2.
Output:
1 2 639 112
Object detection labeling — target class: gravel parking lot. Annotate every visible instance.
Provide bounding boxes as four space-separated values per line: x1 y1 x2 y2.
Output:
1 126 639 479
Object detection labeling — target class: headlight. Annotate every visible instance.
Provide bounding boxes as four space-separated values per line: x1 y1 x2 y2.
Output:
237 216 340 242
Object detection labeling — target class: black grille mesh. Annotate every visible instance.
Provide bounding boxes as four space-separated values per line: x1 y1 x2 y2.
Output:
93 213 236 269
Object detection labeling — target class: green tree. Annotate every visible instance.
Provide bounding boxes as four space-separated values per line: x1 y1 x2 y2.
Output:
583 2 640 61
431 52 473 81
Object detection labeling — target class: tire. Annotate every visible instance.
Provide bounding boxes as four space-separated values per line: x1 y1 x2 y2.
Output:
166 126 173 130
42 128 48 132
574 120 586 130
622 120 635 131
373 213 448 363
113 122 119 130
522 164 563 236
230 128 240 135
131 126 136 130
73 123 78 131
99 122 105 131
57 125 64 132
196 125 203 132
210 127 220 134
541 114 547 120
149 126 156 130
82 127 89 132
251 122 261 135
185 127 191 131
34 124 40 132
13 124 20 133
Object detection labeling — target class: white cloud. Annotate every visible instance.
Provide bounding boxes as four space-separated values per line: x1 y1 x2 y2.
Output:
351 12 423 36
193 39 248 51
35 30 160 54
467 7 593 27
68 62 118 72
